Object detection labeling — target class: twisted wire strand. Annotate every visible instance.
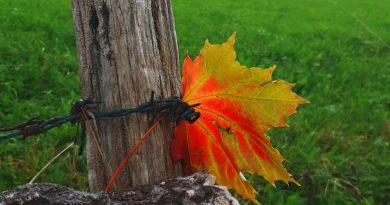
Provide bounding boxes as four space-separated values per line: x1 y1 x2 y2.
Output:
0 97 200 140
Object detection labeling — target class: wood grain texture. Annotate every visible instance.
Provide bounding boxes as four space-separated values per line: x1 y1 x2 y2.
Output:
71 0 183 192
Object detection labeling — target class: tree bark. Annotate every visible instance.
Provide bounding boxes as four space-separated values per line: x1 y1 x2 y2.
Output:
71 0 183 192
0 172 240 205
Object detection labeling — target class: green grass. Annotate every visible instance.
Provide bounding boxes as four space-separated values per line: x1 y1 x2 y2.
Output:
1 0 389 204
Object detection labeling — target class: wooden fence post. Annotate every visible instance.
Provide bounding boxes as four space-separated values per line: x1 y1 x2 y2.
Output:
71 0 183 192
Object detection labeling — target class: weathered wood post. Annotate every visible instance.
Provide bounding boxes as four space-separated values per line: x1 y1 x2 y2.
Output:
71 0 183 192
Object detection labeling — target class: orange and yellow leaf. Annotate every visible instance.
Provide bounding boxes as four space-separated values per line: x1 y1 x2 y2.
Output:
172 33 308 204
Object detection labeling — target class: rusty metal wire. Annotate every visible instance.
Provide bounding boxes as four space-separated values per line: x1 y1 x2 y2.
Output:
0 96 200 140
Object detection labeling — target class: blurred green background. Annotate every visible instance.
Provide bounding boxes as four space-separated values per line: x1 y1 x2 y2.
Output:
0 0 389 204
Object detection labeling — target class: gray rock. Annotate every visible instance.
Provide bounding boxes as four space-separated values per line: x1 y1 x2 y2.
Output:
0 172 239 205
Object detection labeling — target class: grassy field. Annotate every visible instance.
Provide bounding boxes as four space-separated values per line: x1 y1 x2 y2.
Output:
0 0 389 204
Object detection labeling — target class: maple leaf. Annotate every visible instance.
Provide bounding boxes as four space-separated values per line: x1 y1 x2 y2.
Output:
172 33 308 204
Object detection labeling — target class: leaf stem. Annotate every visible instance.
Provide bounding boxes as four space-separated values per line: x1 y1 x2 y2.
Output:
104 117 161 192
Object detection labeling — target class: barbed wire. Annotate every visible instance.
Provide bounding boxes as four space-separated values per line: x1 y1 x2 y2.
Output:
0 95 201 140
